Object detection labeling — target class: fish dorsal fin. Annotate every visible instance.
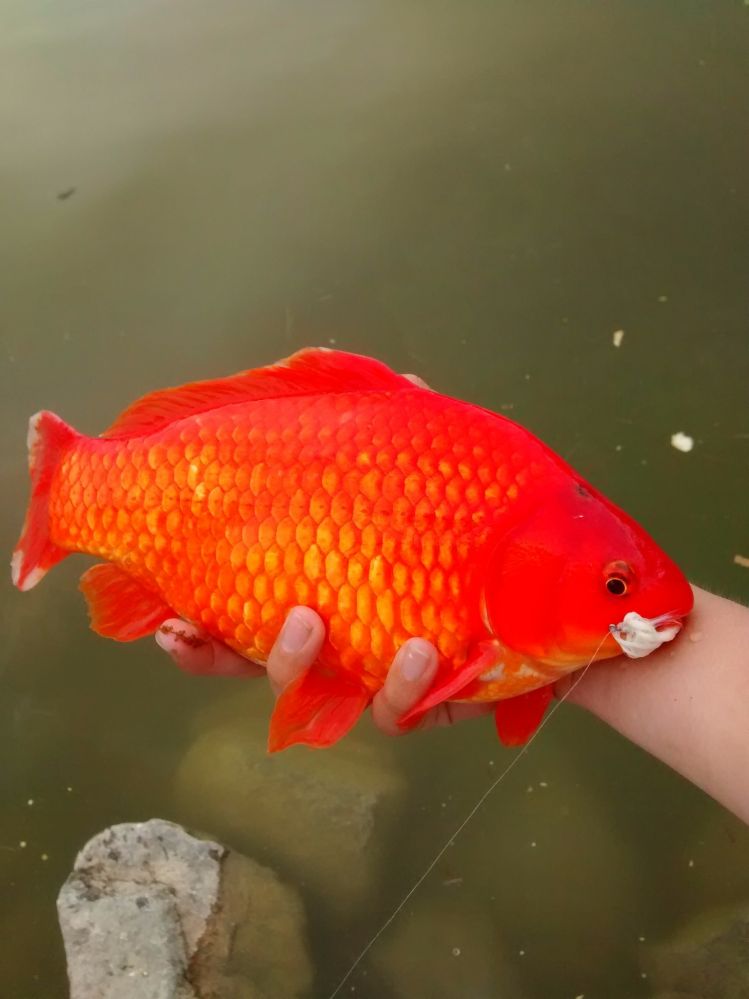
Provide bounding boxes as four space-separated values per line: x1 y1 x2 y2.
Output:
101 348 415 439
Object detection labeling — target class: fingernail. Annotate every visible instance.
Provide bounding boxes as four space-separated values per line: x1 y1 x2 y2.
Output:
154 629 171 653
400 641 433 682
280 611 313 654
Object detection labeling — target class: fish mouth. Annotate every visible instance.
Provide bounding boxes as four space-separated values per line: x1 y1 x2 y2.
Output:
649 611 685 634
609 609 685 659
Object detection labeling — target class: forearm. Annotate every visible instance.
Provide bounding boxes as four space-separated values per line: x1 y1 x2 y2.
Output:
563 587 749 824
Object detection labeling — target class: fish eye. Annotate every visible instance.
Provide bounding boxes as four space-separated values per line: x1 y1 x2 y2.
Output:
604 560 632 597
606 576 628 596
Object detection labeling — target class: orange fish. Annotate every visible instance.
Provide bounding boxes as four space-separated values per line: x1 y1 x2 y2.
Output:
12 349 692 750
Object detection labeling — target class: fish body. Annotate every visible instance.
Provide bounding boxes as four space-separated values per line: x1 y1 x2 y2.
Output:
12 349 693 750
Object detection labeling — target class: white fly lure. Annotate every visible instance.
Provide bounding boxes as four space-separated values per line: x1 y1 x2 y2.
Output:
609 611 682 658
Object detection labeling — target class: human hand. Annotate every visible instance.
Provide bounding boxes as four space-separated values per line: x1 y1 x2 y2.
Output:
155 606 492 734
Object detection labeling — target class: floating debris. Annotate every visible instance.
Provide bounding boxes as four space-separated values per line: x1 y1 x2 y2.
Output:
733 554 749 569
670 432 694 453
451 947 461 957
26 798 34 807
57 187 77 201
612 329 625 348
658 295 669 303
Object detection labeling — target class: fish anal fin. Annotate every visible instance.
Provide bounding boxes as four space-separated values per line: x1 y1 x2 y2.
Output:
102 348 416 439
398 641 502 730
80 564 173 641
268 663 370 752
494 684 554 747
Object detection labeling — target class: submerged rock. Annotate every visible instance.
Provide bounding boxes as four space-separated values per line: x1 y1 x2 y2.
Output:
173 687 406 912
642 902 749 999
57 819 313 999
371 892 527 998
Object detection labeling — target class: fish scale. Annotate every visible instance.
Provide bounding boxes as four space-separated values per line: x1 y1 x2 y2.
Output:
48 389 548 687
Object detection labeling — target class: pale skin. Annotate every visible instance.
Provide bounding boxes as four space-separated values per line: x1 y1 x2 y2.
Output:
155 586 749 826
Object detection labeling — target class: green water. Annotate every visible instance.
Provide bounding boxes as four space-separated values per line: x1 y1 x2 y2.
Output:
2 1 748 996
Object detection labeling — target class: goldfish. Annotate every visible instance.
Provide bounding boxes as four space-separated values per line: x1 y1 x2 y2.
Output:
12 348 693 750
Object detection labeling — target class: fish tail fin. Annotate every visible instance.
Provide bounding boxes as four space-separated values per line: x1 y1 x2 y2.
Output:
11 411 80 591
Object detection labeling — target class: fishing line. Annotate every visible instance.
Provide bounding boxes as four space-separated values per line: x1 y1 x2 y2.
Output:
326 634 609 999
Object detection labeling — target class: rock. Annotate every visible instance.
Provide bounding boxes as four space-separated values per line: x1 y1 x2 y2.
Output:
641 903 749 999
371 892 527 999
173 687 406 912
57 819 313 999
447 744 642 996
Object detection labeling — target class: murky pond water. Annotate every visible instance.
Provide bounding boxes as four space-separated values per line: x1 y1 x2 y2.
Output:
2 1 748 996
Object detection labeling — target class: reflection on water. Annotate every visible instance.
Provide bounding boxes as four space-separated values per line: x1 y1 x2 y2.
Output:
1 1 748 996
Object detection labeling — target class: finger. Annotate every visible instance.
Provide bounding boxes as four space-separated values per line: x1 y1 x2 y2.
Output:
155 619 262 678
371 639 439 736
403 373 431 389
266 606 326 697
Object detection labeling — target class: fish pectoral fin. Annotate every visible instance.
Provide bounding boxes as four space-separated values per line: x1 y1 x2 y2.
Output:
398 641 501 730
268 664 371 753
79 564 174 641
494 684 554 747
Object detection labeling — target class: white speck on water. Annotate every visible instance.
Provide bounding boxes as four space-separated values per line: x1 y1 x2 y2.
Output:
67 786 73 792
638 935 646 942
27 799 34 807
615 444 622 452
733 554 749 569
671 432 694 453
451 947 461 957
526 785 534 793
19 841 27 849
41 853 49 861
328 337 337 345
657 295 668 302
488 760 495 767
641 972 648 979
441 801 447 808
612 329 625 348
519 949 526 957
524 373 531 381
530 841 537 848
539 781 548 788
688 858 695 868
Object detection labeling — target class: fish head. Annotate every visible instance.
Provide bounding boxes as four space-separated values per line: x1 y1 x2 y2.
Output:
483 481 693 669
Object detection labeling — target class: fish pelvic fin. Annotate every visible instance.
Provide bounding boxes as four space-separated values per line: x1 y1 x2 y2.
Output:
79 564 174 641
268 662 371 752
397 640 502 730
11 411 79 591
494 684 554 746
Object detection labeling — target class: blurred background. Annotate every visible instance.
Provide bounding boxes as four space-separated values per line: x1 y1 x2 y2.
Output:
1 1 748 996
